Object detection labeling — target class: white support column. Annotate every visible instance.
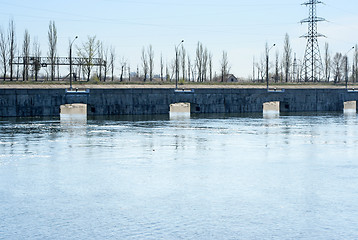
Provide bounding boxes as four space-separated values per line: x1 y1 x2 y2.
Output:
344 101 356 114
60 103 87 122
169 102 191 119
263 101 280 117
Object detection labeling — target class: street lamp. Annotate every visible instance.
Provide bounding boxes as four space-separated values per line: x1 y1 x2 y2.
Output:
69 36 78 90
175 40 184 89
345 46 355 90
266 43 276 91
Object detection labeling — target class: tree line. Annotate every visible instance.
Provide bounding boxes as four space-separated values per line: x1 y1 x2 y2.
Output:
255 33 358 84
0 19 116 82
0 19 233 83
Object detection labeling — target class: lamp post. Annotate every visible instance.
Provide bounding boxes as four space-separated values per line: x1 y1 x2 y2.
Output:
175 40 184 89
69 36 78 90
266 44 276 91
345 46 355 90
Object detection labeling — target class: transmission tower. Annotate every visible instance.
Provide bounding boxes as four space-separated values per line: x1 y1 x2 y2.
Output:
301 0 326 82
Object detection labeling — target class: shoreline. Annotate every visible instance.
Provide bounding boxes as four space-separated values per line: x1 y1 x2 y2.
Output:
1 84 356 89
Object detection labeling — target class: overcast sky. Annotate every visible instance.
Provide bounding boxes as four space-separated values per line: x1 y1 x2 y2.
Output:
1 0 358 78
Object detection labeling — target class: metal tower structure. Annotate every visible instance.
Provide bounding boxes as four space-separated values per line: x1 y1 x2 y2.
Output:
301 0 326 82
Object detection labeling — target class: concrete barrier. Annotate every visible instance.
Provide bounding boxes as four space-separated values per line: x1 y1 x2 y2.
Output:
344 101 356 114
60 104 87 123
60 103 87 115
3 88 358 117
169 102 190 119
263 101 280 116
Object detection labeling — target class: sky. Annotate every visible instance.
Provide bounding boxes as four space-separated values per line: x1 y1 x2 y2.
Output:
1 0 358 79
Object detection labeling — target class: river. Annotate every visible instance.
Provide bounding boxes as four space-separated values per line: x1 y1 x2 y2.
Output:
1 113 358 239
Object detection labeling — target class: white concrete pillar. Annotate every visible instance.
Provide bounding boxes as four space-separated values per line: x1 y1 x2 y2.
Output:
344 101 356 114
169 102 190 119
60 103 87 122
263 101 280 117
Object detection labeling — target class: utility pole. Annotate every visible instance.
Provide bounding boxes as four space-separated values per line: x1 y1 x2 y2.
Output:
301 0 326 82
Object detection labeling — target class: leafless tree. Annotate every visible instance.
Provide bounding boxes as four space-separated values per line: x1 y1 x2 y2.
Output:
8 19 16 81
109 46 116 82
147 45 154 81
181 45 186 81
353 44 358 83
165 64 170 81
32 37 41 81
0 27 8 80
77 35 100 81
283 33 292 82
209 52 213 82
220 51 230 82
324 42 331 82
141 47 148 82
332 52 344 84
256 55 265 82
195 42 204 82
48 21 57 81
119 57 127 82
275 50 280 83
160 53 164 81
187 55 191 82
252 56 255 81
22 29 30 81
97 41 104 81
202 47 208 81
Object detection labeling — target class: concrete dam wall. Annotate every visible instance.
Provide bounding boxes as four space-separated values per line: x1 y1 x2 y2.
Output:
1 88 358 117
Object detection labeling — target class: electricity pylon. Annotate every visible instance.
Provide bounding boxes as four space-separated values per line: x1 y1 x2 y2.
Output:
301 0 326 82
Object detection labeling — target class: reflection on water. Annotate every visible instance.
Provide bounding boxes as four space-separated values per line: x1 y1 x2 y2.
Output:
1 113 358 239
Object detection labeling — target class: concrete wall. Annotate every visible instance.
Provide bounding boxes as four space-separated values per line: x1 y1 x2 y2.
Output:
1 88 358 117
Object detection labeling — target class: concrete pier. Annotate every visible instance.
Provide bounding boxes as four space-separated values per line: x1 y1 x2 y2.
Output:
263 101 280 117
344 101 356 114
169 102 191 119
60 103 87 115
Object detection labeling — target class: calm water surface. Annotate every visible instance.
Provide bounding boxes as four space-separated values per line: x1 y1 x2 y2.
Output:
1 113 358 239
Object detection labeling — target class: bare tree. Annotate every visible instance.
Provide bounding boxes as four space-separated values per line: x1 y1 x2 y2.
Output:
332 52 344 84
0 27 8 80
147 45 154 81
181 45 186 81
252 56 255 82
195 42 203 82
119 57 127 82
160 53 164 81
220 51 230 82
8 19 16 81
324 42 331 82
32 37 41 81
209 52 213 82
109 46 116 82
22 29 30 81
202 47 208 82
77 35 100 81
141 47 148 82
97 41 104 81
187 55 191 82
283 33 292 82
275 50 280 83
48 21 57 81
353 44 358 83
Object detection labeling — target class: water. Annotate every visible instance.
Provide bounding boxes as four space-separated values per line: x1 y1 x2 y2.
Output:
1 113 358 239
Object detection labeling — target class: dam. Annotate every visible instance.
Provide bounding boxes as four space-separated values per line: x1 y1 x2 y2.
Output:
1 87 358 117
